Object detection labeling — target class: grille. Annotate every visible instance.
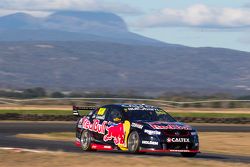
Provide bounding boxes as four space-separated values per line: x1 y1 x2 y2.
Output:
166 143 193 150
163 130 191 137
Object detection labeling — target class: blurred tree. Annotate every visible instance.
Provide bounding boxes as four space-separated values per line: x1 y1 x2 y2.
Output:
182 103 190 108
68 92 83 98
212 102 222 108
228 102 236 108
237 95 250 100
0 91 22 98
51 92 65 98
193 103 202 108
22 87 46 98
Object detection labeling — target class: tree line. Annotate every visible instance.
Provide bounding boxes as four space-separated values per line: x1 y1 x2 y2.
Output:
0 87 250 108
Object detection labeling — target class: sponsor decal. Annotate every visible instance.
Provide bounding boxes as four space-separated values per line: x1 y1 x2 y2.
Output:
77 124 82 128
148 122 191 130
142 141 159 145
167 138 190 143
169 150 193 152
122 104 158 111
127 108 157 111
104 145 112 149
81 117 128 146
78 118 83 128
144 129 161 135
131 123 143 129
88 110 94 116
122 104 155 108
90 144 113 150
97 108 106 115
82 118 107 135
96 115 105 120
104 123 125 145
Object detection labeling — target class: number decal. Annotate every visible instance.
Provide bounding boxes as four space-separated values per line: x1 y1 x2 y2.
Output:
97 108 106 115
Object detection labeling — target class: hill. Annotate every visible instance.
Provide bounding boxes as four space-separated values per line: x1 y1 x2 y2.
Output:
0 11 250 95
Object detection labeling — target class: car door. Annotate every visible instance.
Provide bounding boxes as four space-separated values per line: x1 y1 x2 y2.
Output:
103 105 129 147
90 106 109 143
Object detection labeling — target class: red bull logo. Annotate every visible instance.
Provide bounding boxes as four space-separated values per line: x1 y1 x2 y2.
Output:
82 118 107 134
103 123 125 145
81 117 125 146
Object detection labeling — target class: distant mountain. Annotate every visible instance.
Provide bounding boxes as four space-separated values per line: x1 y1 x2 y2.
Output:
0 13 38 29
0 11 250 95
46 11 128 32
0 11 169 46
0 11 127 31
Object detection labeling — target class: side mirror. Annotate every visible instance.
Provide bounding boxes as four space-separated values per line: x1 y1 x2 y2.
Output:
113 117 122 122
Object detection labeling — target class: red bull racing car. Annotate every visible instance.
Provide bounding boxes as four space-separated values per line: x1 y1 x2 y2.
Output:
73 104 200 157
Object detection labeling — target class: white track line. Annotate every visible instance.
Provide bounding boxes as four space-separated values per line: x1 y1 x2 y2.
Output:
0 147 55 153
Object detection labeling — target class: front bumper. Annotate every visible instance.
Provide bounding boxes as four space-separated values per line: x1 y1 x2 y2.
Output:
139 132 199 153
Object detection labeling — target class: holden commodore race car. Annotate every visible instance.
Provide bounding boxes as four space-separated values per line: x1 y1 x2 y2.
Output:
73 104 200 157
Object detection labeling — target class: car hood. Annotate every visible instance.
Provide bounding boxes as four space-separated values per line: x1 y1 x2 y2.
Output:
134 121 193 130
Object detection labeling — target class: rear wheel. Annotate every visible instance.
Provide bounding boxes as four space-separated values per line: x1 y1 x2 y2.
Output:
181 152 197 157
128 131 140 153
80 130 92 151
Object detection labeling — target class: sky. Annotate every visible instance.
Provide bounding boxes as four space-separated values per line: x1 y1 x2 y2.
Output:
1 0 250 52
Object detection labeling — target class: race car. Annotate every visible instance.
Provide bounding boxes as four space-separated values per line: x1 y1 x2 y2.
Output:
73 104 199 157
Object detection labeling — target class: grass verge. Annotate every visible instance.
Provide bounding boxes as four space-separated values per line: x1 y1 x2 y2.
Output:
16 132 75 142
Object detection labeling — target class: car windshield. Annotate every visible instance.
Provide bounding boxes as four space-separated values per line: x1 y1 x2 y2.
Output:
124 108 176 122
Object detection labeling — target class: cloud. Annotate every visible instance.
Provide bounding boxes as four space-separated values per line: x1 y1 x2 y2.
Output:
243 3 250 8
134 4 250 28
0 0 141 15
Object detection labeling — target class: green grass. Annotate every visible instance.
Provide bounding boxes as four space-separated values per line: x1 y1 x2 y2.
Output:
0 109 250 118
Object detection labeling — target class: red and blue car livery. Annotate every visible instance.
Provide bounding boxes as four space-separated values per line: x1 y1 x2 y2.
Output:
73 104 200 157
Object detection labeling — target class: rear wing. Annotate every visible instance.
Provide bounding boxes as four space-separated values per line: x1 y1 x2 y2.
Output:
72 105 96 116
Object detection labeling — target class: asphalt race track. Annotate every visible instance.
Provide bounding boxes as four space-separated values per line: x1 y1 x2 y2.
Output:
0 122 250 164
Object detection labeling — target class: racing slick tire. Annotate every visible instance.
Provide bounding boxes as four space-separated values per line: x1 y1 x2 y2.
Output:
181 152 197 157
80 130 93 151
128 131 140 153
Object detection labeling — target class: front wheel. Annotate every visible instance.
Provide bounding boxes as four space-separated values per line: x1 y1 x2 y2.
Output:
128 131 140 153
80 130 93 151
181 152 197 157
